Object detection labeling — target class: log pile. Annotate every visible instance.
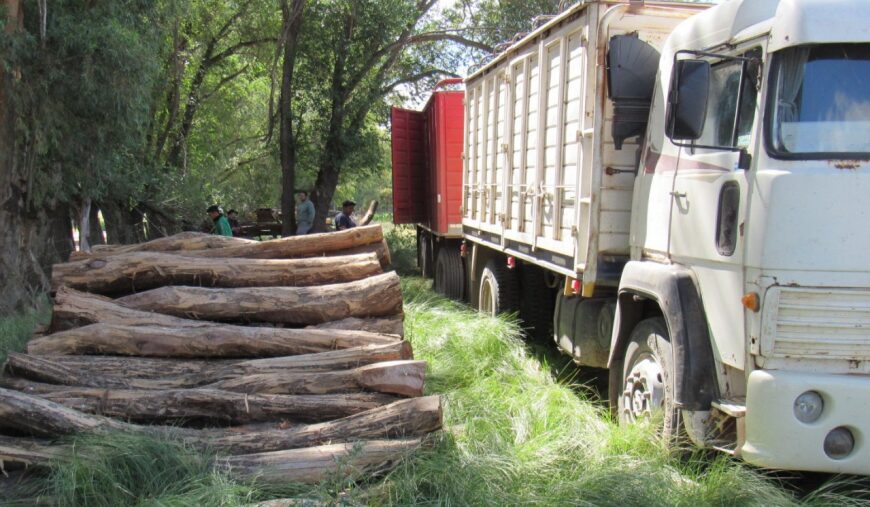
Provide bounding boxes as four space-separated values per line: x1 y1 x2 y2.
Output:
1 225 437 485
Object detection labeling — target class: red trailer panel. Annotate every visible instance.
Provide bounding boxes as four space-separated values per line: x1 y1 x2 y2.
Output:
390 107 426 224
390 80 465 234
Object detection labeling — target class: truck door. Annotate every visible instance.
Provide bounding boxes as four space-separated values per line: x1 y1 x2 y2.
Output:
391 107 427 224
668 48 761 370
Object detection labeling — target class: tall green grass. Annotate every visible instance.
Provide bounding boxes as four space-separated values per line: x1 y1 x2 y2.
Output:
0 299 50 363
5 280 869 505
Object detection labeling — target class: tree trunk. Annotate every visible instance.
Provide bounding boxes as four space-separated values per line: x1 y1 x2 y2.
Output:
0 387 439 455
0 435 67 468
187 224 383 259
279 0 306 237
360 199 379 225
114 271 403 325
88 201 105 247
49 286 217 332
217 438 422 484
309 313 404 337
203 360 425 396
2 379 398 424
27 323 400 358
8 342 413 384
79 197 92 252
90 231 254 255
51 251 383 295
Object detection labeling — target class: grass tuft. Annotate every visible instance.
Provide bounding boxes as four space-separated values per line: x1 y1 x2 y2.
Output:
0 298 50 363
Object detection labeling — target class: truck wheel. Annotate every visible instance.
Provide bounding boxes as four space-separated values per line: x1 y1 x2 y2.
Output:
434 247 465 300
519 264 555 342
478 259 519 317
617 317 681 439
418 233 433 278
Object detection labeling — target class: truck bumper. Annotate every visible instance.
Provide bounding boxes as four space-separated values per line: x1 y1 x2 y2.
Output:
741 369 870 474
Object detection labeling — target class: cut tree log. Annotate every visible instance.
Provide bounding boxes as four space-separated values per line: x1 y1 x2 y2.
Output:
0 379 398 424
309 313 404 337
50 286 404 336
5 356 424 396
69 231 256 261
0 387 440 455
360 200 379 226
0 435 68 467
27 323 400 358
49 286 216 332
187 224 383 259
217 438 421 485
13 342 413 382
115 271 403 325
205 360 426 396
51 252 383 295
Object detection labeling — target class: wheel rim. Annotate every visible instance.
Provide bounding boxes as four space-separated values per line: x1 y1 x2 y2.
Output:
479 275 496 316
622 353 665 422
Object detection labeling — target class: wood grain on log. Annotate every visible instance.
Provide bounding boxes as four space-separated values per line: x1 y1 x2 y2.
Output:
115 271 403 325
217 438 421 484
205 360 426 396
309 313 404 337
0 387 440 455
27 323 400 358
15 342 413 384
187 224 383 260
49 286 215 332
0 379 398 424
85 231 256 256
52 252 383 295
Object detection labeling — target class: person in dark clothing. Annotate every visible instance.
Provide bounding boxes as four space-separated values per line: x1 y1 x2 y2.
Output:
207 205 233 236
226 209 241 235
334 200 357 231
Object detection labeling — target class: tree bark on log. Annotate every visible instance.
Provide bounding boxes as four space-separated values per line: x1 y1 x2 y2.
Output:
27 323 400 358
50 286 404 336
309 313 404 337
0 435 68 468
205 360 426 396
6 342 413 389
187 224 383 259
115 271 403 325
90 231 255 255
0 387 439 455
217 438 421 485
49 286 216 332
52 252 383 295
360 200 379 226
0 379 398 424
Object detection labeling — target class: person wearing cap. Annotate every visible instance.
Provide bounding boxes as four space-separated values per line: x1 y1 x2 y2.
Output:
334 200 357 231
207 205 233 237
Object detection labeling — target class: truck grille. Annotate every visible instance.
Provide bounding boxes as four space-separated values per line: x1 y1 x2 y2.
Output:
764 287 870 360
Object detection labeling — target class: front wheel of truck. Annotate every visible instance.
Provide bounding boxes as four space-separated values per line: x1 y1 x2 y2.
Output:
617 317 681 441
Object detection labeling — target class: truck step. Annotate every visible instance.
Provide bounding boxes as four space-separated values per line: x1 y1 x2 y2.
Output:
712 398 746 418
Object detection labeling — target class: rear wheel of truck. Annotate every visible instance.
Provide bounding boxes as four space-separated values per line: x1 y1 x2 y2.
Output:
478 260 519 317
434 246 465 301
617 317 681 440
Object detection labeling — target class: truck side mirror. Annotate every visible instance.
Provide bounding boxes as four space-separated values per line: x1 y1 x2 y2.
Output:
666 59 710 141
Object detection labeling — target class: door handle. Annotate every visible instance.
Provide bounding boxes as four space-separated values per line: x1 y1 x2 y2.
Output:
670 191 687 199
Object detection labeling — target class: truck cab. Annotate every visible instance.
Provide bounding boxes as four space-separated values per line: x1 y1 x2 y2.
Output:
615 0 870 473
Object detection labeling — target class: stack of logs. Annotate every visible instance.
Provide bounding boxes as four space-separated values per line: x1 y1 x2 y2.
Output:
0 225 439 485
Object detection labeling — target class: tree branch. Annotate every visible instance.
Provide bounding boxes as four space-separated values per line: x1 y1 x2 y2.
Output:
201 64 251 102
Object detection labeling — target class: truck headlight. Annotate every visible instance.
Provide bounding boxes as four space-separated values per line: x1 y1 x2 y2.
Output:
794 391 824 423
824 427 855 460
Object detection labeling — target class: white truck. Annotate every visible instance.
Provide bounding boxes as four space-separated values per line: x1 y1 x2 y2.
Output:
444 0 870 474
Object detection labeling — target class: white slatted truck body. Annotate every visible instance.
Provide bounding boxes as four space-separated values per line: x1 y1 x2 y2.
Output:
458 0 870 474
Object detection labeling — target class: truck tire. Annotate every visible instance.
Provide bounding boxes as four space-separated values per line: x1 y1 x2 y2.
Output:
617 317 681 440
434 246 465 301
478 259 519 317
519 264 555 342
418 233 433 278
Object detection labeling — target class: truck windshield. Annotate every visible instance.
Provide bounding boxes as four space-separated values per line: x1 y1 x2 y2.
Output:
768 44 870 158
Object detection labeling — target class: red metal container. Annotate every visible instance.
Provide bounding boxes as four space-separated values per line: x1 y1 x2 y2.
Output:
390 79 464 235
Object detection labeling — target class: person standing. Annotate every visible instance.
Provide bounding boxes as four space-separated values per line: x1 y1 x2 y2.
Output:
334 200 357 231
226 209 241 236
207 205 233 236
295 191 315 235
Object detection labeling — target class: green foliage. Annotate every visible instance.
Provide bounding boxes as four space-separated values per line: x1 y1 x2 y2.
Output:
383 222 418 276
